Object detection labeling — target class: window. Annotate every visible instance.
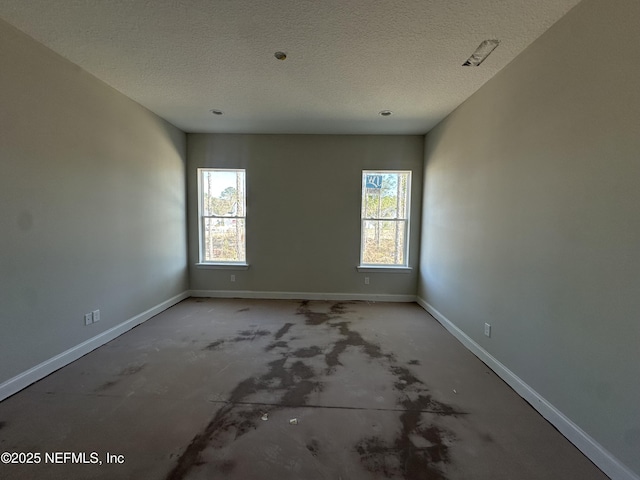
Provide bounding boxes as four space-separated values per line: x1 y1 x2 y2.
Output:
360 170 411 267
198 168 246 264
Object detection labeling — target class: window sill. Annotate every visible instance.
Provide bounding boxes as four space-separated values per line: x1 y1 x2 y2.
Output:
356 266 412 273
195 263 250 270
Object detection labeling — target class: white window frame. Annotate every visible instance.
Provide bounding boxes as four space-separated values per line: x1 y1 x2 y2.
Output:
197 168 247 266
358 170 412 270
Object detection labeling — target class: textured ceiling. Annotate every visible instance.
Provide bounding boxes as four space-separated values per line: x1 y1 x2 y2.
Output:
0 0 582 134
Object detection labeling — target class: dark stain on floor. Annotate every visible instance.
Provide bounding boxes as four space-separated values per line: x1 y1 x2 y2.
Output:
324 320 394 371
357 420 451 479
396 397 451 479
356 436 398 477
391 366 422 390
274 322 294 340
292 346 323 358
205 329 272 350
0 421 6 430
408 359 421 366
203 339 225 351
265 340 289 351
95 380 120 392
237 308 250 312
402 394 456 416
330 302 352 314
120 364 146 376
297 300 332 325
166 300 460 480
259 358 321 406
95 363 146 392
233 329 271 342
165 404 236 480
355 369 456 478
306 438 320 457
167 331 324 479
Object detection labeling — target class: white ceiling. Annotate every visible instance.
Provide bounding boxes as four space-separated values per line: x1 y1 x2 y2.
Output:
0 0 582 134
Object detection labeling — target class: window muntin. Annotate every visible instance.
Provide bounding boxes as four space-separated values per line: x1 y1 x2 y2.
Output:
198 169 246 263
360 171 411 266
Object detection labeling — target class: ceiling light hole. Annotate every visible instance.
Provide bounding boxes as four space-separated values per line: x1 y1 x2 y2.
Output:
274 51 287 61
379 110 393 117
463 39 500 67
210 109 223 115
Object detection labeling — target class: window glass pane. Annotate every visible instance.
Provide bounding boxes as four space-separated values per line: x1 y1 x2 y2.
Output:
362 220 406 265
362 172 409 219
203 218 246 262
361 170 411 266
201 170 245 217
199 168 246 263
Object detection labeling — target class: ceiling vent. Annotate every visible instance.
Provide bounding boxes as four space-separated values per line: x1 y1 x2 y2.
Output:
462 39 500 66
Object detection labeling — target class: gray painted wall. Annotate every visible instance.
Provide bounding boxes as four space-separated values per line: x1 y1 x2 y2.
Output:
0 20 188 383
418 0 640 475
188 134 423 296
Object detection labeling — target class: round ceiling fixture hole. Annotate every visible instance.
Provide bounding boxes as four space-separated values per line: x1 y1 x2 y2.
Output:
274 51 287 61
379 110 393 117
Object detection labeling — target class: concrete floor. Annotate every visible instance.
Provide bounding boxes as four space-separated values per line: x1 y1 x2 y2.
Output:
0 298 609 479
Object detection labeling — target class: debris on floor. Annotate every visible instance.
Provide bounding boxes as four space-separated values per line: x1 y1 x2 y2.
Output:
261 413 269 421
289 418 298 425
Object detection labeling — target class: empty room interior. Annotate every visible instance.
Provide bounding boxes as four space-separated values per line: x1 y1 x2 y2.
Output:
1 0 638 479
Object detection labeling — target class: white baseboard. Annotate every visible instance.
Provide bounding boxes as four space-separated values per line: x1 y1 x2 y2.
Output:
190 289 417 303
416 297 639 480
0 291 190 402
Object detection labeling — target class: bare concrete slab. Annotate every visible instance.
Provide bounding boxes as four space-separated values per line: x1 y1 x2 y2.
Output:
0 298 608 479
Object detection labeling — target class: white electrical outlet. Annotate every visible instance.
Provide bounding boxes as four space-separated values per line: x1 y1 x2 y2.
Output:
84 313 93 326
364 277 370 285
231 274 236 282
484 323 491 337
93 310 100 322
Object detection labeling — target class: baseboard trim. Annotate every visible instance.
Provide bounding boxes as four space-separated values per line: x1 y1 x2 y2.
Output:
416 297 639 480
190 289 417 303
0 291 190 402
